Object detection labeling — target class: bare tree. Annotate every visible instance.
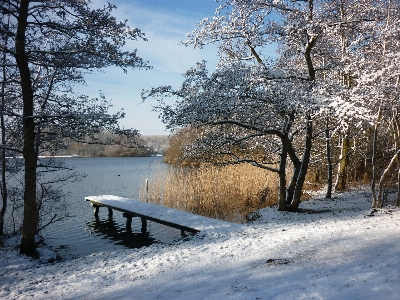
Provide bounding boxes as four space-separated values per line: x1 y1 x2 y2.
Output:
1 0 150 256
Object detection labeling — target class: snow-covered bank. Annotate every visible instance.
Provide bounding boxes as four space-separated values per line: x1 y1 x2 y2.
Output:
1 189 399 300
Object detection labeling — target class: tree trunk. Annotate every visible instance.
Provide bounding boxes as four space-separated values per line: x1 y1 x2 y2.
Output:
397 169 400 207
286 164 300 206
313 164 321 183
335 134 350 191
277 147 287 211
290 116 313 211
392 107 400 207
377 149 400 207
371 106 382 208
325 117 333 198
16 0 38 256
280 114 300 206
0 143 5 236
0 2 12 236
0 45 8 236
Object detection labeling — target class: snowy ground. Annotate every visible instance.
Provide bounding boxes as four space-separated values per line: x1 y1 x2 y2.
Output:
1 189 399 300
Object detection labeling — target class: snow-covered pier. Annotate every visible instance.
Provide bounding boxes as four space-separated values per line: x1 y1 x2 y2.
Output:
85 195 234 235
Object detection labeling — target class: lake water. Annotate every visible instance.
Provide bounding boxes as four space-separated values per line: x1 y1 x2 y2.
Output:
41 156 183 260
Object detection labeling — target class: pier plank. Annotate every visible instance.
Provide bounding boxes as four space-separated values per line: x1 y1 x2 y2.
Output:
85 195 234 234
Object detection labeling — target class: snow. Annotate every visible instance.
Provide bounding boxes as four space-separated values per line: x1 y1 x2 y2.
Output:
85 195 239 232
1 189 400 300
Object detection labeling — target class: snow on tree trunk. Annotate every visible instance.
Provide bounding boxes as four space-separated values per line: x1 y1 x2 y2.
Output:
371 106 382 208
335 134 350 192
286 165 300 207
376 149 400 208
325 117 333 199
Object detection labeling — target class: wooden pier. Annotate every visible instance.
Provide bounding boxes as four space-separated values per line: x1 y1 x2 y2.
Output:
85 195 233 235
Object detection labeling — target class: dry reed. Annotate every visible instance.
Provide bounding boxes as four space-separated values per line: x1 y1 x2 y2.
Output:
139 164 278 223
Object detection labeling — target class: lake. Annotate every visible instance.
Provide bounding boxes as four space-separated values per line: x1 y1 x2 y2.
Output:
40 156 183 260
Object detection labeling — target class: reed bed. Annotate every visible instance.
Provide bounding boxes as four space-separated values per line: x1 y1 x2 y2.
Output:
139 164 278 223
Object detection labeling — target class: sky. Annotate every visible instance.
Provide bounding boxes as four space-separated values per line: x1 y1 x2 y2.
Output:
79 0 225 136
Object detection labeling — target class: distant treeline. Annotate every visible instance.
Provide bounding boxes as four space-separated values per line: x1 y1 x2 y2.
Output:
47 134 169 157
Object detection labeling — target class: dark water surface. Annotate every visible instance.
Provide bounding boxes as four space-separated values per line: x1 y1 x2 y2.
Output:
41 156 182 259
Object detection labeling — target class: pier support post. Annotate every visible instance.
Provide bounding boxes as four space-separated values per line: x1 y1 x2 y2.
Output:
108 208 113 218
141 217 147 234
123 213 133 231
92 204 100 217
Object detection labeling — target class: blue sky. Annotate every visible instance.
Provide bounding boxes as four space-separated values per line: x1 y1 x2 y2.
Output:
80 0 222 135
82 1 277 135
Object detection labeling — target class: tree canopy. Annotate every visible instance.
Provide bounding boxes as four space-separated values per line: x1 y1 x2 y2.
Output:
144 0 399 211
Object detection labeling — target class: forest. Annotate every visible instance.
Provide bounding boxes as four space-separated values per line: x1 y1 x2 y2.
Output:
144 0 400 213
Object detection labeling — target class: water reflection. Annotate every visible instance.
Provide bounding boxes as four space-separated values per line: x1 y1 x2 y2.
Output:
38 157 180 259
86 216 156 248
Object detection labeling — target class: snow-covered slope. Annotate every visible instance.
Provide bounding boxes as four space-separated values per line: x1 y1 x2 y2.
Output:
1 189 399 300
